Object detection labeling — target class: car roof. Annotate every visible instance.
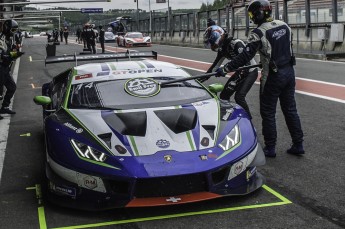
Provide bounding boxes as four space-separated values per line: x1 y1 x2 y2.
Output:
72 60 190 85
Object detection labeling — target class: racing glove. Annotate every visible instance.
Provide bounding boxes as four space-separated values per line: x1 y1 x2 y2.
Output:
215 67 227 77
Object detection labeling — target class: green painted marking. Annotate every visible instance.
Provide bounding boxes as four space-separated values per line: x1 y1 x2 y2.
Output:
262 185 292 203
129 136 139 156
49 185 292 229
26 186 36 190
36 185 291 229
38 207 47 229
63 68 75 108
186 130 195 151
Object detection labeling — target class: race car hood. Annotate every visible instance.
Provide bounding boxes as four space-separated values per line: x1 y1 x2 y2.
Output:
125 37 150 43
69 98 220 158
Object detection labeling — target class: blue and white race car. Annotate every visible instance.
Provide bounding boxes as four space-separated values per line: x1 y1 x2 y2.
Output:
34 51 265 210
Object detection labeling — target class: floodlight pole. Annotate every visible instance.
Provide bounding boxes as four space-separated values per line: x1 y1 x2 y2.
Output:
136 0 139 31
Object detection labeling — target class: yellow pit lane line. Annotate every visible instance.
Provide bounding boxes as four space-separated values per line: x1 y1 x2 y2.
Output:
27 184 292 229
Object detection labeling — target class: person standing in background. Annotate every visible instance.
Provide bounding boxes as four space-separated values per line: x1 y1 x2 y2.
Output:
63 27 69 44
98 25 105 53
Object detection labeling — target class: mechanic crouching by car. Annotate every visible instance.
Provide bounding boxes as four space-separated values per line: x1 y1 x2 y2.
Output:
0 19 24 119
214 0 304 157
203 24 258 120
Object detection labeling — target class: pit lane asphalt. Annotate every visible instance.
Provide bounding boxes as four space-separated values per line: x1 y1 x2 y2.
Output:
0 36 344 229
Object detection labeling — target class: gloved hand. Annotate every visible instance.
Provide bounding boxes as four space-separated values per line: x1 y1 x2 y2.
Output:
215 67 227 77
10 51 25 58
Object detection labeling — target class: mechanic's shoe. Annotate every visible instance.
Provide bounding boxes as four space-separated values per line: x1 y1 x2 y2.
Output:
287 143 305 155
0 115 3 120
0 107 16 115
263 146 276 158
0 95 3 100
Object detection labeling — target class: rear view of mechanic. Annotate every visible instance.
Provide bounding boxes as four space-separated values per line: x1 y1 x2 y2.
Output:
0 19 24 119
85 24 96 54
215 0 304 157
203 24 258 119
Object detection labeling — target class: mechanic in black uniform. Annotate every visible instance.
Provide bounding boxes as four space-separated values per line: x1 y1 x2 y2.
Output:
203 25 258 119
215 0 304 157
0 19 24 119
85 24 96 54
98 25 105 53
81 25 87 48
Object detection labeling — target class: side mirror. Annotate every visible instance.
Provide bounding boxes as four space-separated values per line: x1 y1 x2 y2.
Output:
33 96 52 106
208 83 224 94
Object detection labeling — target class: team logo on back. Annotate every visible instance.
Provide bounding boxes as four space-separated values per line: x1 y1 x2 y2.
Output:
272 29 286 40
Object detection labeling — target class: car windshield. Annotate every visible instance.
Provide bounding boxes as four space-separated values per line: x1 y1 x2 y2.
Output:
126 33 143 38
68 77 212 110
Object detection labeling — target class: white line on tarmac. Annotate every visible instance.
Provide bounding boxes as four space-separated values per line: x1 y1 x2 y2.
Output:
0 57 20 183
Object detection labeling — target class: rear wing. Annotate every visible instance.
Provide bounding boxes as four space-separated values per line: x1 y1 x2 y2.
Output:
45 51 158 66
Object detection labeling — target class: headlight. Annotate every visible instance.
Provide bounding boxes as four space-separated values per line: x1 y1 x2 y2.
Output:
71 139 108 162
218 124 240 151
146 39 151 42
126 40 133 43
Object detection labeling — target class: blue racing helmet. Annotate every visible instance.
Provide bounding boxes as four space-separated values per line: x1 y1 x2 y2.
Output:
203 25 225 52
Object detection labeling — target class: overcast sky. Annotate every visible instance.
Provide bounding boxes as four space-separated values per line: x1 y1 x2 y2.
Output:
30 0 210 11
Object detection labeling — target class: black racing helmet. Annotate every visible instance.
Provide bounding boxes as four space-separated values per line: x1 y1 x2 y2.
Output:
247 0 272 25
2 19 18 36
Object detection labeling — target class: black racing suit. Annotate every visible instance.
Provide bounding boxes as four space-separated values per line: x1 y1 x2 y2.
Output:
207 37 258 119
224 20 303 148
85 28 96 54
0 34 18 113
99 28 105 53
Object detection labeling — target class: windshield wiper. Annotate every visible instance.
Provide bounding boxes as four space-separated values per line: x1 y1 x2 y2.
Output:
160 81 203 89
70 105 120 110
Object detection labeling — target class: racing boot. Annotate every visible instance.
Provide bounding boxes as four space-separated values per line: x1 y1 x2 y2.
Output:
263 145 276 158
0 107 16 115
287 143 305 155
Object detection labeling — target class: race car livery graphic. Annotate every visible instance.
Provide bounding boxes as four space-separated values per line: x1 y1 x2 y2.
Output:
34 52 265 210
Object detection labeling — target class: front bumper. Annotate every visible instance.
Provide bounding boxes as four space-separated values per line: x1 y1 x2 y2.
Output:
46 143 265 210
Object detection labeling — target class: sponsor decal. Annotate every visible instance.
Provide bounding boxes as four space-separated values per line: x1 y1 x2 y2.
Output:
272 29 286 40
166 197 181 203
125 77 160 97
64 122 83 133
199 155 208 161
234 161 244 175
246 167 257 180
83 176 98 189
113 69 162 75
50 182 76 197
228 157 248 180
207 153 218 159
201 137 210 147
156 139 170 149
75 73 92 80
164 155 172 163
222 108 234 121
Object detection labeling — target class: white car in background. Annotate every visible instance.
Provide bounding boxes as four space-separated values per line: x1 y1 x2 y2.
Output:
117 32 151 48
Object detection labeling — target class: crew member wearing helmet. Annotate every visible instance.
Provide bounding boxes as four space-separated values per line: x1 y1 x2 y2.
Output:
215 0 304 157
0 19 24 119
84 23 96 54
203 25 258 119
